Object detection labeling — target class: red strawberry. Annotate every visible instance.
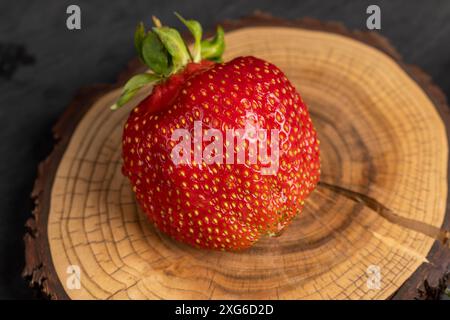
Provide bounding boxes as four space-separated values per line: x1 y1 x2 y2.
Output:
113 15 320 250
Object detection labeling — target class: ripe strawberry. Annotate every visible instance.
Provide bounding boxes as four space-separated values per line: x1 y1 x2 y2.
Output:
114 14 320 250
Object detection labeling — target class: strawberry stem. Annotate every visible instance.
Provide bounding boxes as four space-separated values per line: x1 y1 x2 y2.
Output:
112 13 225 110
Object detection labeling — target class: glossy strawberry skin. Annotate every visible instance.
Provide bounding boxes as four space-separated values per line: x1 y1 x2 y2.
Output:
122 56 320 250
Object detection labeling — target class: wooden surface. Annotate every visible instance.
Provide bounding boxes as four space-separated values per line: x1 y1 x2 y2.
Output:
23 15 450 299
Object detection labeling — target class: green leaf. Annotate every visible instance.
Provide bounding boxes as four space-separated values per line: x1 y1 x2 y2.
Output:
124 73 160 91
111 73 160 110
134 22 146 60
141 32 170 75
111 89 139 110
201 26 225 61
207 56 223 63
175 12 202 62
153 26 191 73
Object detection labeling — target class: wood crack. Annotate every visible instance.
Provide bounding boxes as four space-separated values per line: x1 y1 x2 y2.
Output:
318 181 450 248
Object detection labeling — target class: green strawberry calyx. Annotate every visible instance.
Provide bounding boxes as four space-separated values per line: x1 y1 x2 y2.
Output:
111 13 225 110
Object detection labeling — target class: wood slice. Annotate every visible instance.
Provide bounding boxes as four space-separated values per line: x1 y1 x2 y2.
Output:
23 13 450 300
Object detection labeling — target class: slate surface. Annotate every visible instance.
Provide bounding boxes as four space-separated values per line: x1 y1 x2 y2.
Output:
0 0 449 299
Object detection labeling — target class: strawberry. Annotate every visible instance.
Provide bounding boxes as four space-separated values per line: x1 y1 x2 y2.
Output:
113 14 320 250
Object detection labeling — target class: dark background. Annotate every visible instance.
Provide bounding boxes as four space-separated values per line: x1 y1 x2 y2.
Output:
0 0 449 299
